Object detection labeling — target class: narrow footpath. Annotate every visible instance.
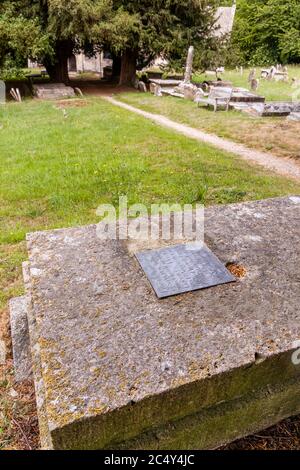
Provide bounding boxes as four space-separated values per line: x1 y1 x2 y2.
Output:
104 96 300 181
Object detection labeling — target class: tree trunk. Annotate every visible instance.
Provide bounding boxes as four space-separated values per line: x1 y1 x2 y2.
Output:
119 49 137 86
45 40 73 83
112 54 121 82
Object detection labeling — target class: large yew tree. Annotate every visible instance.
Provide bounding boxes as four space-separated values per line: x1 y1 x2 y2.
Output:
0 0 113 82
0 0 220 84
99 0 220 85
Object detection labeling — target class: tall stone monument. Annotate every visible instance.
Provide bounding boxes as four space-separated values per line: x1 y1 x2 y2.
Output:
184 46 194 84
174 46 198 99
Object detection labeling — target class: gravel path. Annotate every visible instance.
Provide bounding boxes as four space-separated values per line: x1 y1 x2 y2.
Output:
105 97 300 181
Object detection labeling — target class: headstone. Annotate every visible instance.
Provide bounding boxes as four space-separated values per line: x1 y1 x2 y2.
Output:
149 82 156 94
138 81 147 93
0 80 5 105
9 296 32 381
132 77 139 89
0 340 6 365
268 66 277 80
154 85 162 97
248 68 256 83
250 78 260 92
150 83 162 96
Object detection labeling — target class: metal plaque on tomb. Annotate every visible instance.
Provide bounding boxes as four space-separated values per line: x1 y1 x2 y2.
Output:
136 243 236 299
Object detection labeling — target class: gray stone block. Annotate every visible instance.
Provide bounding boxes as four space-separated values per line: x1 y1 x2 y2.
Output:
287 112 300 122
9 296 32 382
33 84 76 100
22 262 51 449
114 378 300 450
0 340 6 365
23 196 300 449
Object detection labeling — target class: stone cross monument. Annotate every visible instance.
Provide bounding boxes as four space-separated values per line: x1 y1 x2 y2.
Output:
184 46 194 84
174 45 198 99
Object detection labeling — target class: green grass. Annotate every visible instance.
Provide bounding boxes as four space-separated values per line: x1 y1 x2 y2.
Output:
1 97 300 311
193 65 300 102
118 72 300 160
0 95 300 449
146 65 300 101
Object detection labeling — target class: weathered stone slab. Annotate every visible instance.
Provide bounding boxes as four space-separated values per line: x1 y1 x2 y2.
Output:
33 84 76 100
229 88 265 103
287 112 300 122
262 102 300 117
9 296 32 382
114 379 300 450
207 80 233 87
231 101 300 118
149 79 182 88
25 196 300 449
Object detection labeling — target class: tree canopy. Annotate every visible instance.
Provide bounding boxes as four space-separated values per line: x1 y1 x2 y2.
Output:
231 0 300 65
0 0 221 83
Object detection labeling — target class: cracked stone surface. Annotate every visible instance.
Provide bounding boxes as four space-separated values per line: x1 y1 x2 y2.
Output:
25 196 300 449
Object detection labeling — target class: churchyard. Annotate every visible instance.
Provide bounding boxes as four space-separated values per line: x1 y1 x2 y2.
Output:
2 0 300 455
2 5 300 454
1 79 300 448
119 66 300 161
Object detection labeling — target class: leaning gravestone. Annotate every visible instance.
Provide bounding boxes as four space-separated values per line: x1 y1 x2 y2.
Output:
138 81 147 93
9 296 32 381
10 196 300 449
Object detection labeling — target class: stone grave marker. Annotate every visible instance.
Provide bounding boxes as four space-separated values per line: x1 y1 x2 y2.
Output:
33 83 76 100
9 196 300 450
136 243 235 299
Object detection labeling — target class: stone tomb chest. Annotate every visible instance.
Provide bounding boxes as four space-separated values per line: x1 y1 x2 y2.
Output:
10 196 300 449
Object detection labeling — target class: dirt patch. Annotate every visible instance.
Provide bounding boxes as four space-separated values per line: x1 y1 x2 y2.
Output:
74 83 136 97
223 416 300 450
54 99 89 109
230 120 300 161
226 263 247 278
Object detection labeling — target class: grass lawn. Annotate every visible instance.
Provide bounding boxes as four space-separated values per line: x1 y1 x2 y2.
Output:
119 67 300 161
194 66 300 102
1 96 300 449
